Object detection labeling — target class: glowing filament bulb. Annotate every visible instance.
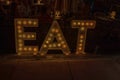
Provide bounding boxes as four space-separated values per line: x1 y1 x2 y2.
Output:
46 41 49 44
17 26 21 29
24 47 27 51
32 35 35 38
23 21 27 24
41 53 45 56
81 22 85 26
86 22 89 26
80 35 84 39
27 35 31 38
28 20 32 24
79 44 82 47
80 40 83 43
6 0 11 5
63 45 67 48
49 44 52 48
18 30 22 33
57 34 61 37
19 44 23 47
18 47 22 51
17 21 22 25
58 43 61 47
43 45 47 48
81 27 85 31
28 47 32 51
18 35 22 38
55 29 59 33
61 41 65 44
90 23 93 26
78 22 80 25
23 34 26 38
52 28 55 32
48 38 51 41
49 34 53 37
58 37 62 40
18 39 22 43
33 21 37 25
78 47 82 50
73 22 77 25
53 44 56 47
33 48 37 51
65 53 69 56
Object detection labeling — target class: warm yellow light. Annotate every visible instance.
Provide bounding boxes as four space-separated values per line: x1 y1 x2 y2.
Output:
49 44 52 48
18 39 22 43
78 22 80 25
53 44 56 47
23 34 26 38
18 30 22 33
58 43 61 47
18 47 23 51
28 20 32 24
48 38 51 41
33 48 37 51
17 26 21 29
17 21 22 25
76 52 79 55
61 41 65 44
80 35 84 39
78 47 82 50
23 21 27 24
40 53 45 56
79 44 82 47
63 45 67 48
43 45 47 48
33 21 37 25
81 22 85 26
81 27 85 31
55 29 59 33
18 35 22 38
90 23 94 26
80 40 83 43
58 37 62 41
19 43 23 47
49 34 53 37
24 47 28 51
28 47 32 51
46 41 49 44
31 35 35 38
52 28 55 32
73 22 77 25
86 22 89 26
65 53 70 56
6 1 10 5
18 53 21 56
33 53 37 55
27 35 31 38
57 33 61 37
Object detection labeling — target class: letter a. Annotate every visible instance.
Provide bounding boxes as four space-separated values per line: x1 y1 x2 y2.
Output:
39 20 70 56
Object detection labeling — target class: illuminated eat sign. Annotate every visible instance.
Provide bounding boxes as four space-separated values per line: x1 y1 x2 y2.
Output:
15 19 96 56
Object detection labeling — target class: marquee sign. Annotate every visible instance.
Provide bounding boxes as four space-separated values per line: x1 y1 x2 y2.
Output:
71 20 96 54
15 19 96 56
15 19 38 55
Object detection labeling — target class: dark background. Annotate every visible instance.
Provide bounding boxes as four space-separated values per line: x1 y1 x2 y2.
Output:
0 0 120 55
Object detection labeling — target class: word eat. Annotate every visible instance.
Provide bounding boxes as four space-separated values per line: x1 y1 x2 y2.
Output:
15 19 96 56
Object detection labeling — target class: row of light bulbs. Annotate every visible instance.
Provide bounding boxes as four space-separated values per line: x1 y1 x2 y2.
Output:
16 20 38 55
73 22 94 26
18 47 38 52
18 34 35 39
17 20 37 25
76 35 84 54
